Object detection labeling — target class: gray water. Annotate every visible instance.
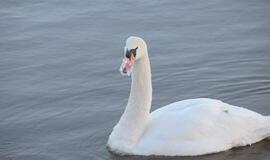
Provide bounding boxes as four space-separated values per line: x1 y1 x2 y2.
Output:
1 0 270 160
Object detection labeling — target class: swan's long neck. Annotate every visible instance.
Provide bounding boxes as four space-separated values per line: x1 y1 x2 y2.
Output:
109 53 152 151
124 54 152 134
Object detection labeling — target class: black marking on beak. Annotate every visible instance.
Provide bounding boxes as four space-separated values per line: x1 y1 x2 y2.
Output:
123 67 127 73
126 47 138 60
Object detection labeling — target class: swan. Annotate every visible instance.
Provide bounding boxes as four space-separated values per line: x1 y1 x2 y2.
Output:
107 36 270 156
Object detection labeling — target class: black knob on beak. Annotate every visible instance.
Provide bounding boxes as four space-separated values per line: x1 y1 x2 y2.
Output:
126 51 131 59
126 47 138 60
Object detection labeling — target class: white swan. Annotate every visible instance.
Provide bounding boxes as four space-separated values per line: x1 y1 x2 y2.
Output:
107 36 270 156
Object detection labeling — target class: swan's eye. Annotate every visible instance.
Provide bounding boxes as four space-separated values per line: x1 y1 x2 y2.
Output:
126 47 138 59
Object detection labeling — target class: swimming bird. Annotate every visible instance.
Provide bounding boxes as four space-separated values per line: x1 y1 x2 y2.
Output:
107 36 270 156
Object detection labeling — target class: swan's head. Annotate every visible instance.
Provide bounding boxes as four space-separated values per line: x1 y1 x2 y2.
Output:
120 36 147 76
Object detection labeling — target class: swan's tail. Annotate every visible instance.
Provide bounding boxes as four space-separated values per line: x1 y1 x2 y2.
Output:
267 115 270 125
251 116 270 141
259 116 270 139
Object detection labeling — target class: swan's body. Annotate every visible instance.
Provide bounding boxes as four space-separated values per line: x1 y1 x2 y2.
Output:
107 36 270 156
132 98 270 156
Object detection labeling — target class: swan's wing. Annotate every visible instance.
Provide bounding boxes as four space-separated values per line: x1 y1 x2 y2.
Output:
149 98 204 114
134 98 270 156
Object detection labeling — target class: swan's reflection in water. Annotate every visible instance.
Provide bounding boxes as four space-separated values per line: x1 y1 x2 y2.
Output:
109 139 270 160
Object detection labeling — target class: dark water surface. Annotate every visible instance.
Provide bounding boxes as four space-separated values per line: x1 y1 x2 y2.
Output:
1 0 270 160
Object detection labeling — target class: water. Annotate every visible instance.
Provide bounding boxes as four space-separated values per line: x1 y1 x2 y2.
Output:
1 0 270 160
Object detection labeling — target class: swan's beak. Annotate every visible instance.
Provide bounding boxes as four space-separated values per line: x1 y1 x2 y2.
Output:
120 54 135 76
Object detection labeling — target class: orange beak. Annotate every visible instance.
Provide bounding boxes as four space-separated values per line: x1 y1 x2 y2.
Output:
130 53 135 61
120 53 135 76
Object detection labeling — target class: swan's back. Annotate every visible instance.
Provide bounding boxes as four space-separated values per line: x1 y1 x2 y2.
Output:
133 98 270 156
